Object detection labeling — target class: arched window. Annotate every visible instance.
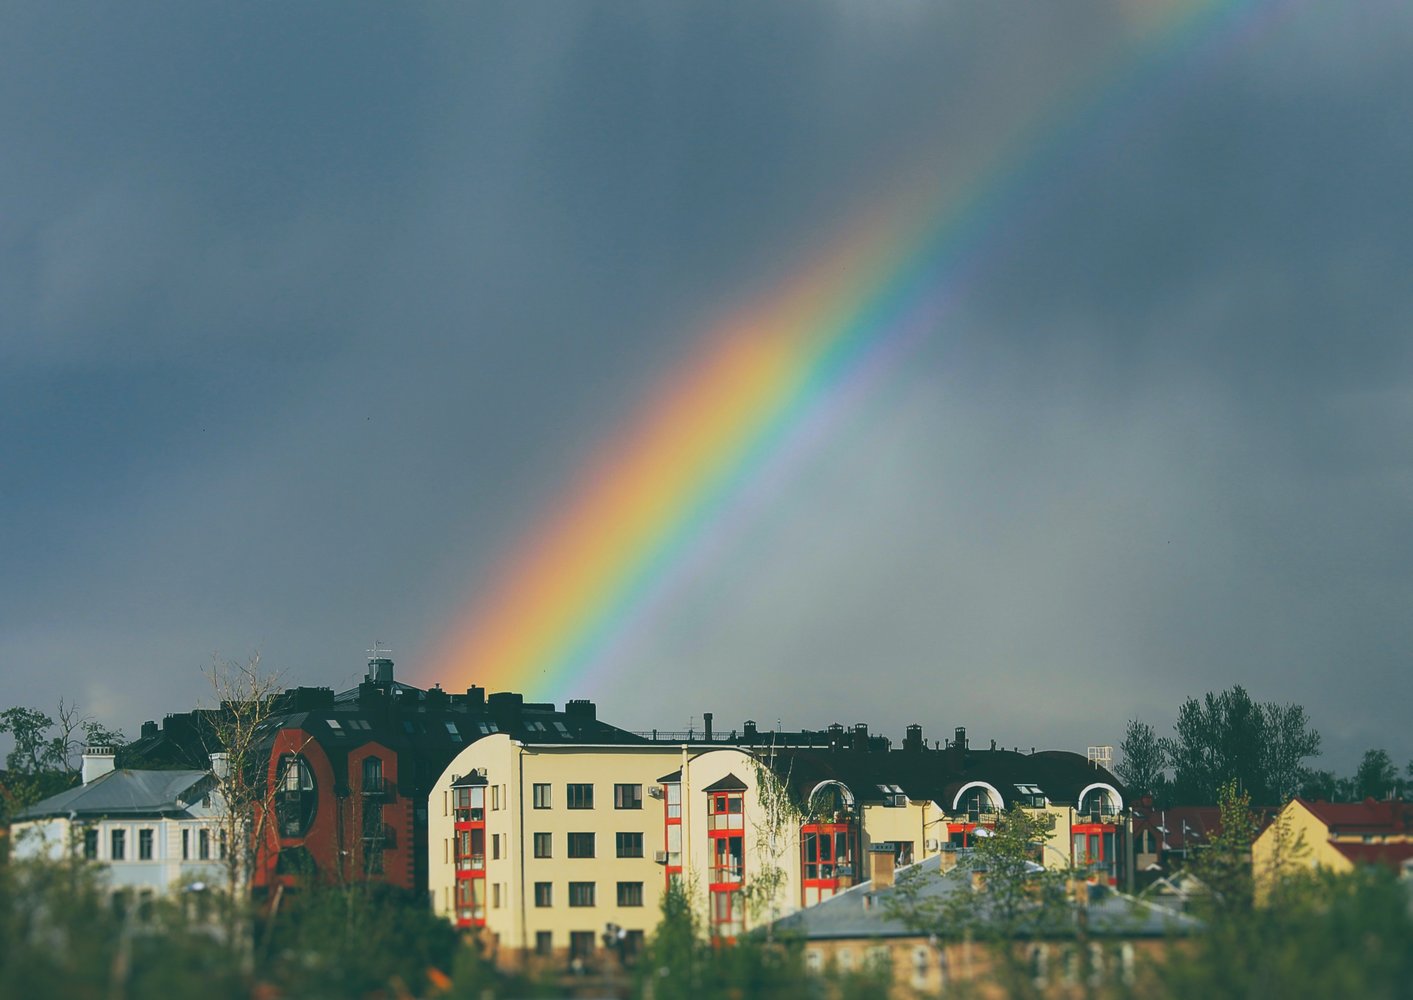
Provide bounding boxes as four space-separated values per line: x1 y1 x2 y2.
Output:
276 755 316 838
1078 786 1119 820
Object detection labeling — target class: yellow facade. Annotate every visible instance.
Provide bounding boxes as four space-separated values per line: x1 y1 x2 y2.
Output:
428 739 1129 964
429 736 682 960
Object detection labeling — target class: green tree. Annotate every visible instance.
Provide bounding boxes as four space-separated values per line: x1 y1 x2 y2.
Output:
1298 768 1339 801
1155 867 1413 998
1160 687 1320 804
1353 748 1398 800
1116 719 1165 798
1260 702 1321 802
1186 779 1257 916
636 883 804 1000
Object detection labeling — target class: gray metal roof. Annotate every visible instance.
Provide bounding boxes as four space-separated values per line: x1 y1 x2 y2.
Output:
14 769 212 820
769 853 1200 941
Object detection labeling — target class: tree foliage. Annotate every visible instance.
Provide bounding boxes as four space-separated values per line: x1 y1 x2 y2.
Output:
1187 779 1258 916
1159 686 1319 804
636 883 809 1000
1116 719 1165 798
1353 748 1399 800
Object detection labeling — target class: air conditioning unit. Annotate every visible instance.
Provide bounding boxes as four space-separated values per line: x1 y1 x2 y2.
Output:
647 786 664 799
924 839 941 851
653 850 670 864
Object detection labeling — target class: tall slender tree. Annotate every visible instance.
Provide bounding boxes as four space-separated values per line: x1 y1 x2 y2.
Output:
1116 719 1165 798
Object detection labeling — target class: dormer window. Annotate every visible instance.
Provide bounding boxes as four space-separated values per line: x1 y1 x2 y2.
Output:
1014 784 1046 809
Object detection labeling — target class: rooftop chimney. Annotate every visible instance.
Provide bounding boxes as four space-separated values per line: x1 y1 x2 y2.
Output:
904 724 924 752
869 844 897 889
954 727 968 751
140 720 158 740
209 752 230 780
743 720 758 741
81 746 116 785
366 655 395 687
565 698 596 721
703 712 713 741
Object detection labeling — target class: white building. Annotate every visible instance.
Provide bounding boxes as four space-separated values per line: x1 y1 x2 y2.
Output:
9 747 227 900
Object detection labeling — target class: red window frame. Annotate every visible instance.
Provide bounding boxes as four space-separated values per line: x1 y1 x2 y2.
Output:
1072 822 1119 884
452 784 488 927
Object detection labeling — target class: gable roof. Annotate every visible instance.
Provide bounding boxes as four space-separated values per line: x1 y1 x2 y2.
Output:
703 772 748 793
15 769 212 821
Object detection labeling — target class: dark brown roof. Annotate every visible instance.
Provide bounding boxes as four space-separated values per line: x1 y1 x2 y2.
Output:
703 772 748 792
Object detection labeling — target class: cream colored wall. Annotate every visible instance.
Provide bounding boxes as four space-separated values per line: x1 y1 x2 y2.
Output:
511 744 683 954
428 734 517 933
860 802 931 876
680 747 805 932
428 737 685 955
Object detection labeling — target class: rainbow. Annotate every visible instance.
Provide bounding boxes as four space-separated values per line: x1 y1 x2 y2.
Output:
423 0 1281 700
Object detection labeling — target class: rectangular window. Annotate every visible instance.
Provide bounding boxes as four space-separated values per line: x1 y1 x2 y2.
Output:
199 828 211 860
614 783 643 810
568 882 595 907
534 882 553 907
138 828 154 860
666 783 681 820
567 783 593 809
624 930 645 958
570 931 595 959
710 835 744 884
617 881 644 907
111 828 126 861
491 785 500 811
533 783 551 809
492 883 502 908
534 832 552 858
616 832 644 858
84 828 98 860
536 931 553 955
492 833 502 860
568 832 595 858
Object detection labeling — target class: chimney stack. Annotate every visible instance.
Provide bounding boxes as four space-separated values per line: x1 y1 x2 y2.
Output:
209 752 230 780
81 746 116 784
703 712 713 741
869 844 897 889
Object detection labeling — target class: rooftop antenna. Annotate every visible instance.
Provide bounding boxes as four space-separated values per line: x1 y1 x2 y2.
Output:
367 640 393 659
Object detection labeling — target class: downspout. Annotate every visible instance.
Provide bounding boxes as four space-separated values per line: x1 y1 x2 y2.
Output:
517 744 528 960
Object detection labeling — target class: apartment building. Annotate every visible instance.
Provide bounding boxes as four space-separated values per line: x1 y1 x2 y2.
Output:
428 721 1128 967
121 653 645 897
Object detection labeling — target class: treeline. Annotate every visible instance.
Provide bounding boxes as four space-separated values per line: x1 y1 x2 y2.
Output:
0 703 125 822
1116 685 1410 806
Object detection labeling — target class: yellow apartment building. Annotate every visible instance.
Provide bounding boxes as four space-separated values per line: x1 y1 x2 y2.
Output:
427 719 1130 968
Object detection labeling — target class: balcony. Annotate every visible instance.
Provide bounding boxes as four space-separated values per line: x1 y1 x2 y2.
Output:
455 855 486 872
361 778 395 799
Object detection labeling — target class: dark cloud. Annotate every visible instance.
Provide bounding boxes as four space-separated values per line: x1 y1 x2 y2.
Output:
2 1 1408 774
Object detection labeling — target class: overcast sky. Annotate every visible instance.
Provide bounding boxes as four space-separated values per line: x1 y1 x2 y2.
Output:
3 1 1410 776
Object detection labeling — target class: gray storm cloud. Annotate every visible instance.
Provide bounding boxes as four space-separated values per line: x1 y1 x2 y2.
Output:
2 1 1409 773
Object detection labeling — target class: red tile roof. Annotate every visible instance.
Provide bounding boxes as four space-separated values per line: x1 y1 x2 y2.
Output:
1299 798 1413 835
1329 841 1413 871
